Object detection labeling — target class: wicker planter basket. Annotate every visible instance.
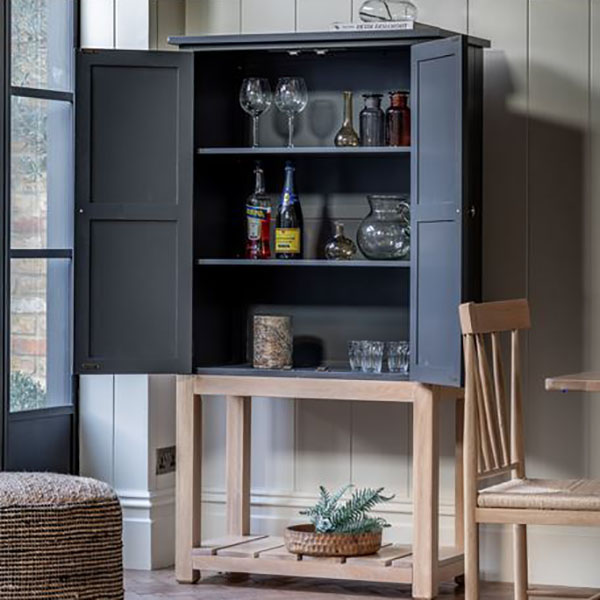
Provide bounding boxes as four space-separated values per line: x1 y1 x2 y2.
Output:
284 524 382 557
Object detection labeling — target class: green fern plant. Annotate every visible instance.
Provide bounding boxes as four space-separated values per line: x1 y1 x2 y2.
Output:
300 484 395 534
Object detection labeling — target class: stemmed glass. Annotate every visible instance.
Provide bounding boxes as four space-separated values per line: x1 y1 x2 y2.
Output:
275 77 308 148
239 78 273 148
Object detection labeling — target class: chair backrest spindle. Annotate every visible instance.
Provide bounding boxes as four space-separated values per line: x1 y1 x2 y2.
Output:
459 299 531 482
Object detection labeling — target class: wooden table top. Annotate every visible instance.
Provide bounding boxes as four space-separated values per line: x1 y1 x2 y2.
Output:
545 372 600 392
191 374 462 403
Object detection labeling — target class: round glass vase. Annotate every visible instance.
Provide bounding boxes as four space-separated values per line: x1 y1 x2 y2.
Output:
359 0 418 22
357 195 410 260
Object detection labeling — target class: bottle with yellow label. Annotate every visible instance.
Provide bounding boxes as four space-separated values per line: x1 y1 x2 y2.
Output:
275 161 303 259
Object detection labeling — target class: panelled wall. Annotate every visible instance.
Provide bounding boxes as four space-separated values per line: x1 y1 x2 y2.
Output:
183 0 600 587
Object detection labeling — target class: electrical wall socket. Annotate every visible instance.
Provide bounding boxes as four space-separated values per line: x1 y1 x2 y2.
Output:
156 446 176 475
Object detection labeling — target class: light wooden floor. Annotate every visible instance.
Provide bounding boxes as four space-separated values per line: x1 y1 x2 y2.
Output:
124 570 592 599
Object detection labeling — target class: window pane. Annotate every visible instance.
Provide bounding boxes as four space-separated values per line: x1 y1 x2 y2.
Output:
10 258 71 412
11 0 73 91
10 96 73 249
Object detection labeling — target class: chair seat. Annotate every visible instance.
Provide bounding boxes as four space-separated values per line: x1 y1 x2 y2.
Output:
478 478 600 511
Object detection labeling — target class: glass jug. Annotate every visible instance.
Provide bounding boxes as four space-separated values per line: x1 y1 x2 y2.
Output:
357 195 410 260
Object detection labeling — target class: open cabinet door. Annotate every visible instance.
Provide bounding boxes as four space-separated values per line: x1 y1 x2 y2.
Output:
410 36 482 387
74 50 194 374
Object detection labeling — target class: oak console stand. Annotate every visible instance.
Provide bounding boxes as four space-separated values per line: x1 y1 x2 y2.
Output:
175 374 465 600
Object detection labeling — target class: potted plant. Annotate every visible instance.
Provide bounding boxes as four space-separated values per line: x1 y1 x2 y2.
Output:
284 484 394 557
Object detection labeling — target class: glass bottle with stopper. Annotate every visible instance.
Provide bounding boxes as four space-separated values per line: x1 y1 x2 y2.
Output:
245 162 272 260
325 222 358 260
386 91 411 147
335 91 360 147
360 94 385 147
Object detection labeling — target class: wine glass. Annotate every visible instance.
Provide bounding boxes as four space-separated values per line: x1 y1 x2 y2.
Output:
239 78 273 148
275 77 308 148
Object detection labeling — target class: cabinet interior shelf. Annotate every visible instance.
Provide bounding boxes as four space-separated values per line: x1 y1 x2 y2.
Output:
194 364 412 381
197 146 411 157
196 258 410 268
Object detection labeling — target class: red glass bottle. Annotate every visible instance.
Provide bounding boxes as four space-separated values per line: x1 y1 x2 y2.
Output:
245 163 272 259
386 91 411 147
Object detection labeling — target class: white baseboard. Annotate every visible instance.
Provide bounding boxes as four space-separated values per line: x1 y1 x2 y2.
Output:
119 488 175 570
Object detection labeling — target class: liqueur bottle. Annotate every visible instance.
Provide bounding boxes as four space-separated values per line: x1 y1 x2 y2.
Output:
245 162 272 259
275 162 303 259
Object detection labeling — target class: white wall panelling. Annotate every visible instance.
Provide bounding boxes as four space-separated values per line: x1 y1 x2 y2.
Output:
241 0 296 33
80 375 177 570
296 0 352 32
80 375 115 485
115 0 150 49
82 0 185 50
80 0 115 48
79 0 600 585
150 0 186 49
295 400 352 493
186 0 241 35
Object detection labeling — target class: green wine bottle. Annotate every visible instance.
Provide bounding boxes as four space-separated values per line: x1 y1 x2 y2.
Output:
275 162 303 259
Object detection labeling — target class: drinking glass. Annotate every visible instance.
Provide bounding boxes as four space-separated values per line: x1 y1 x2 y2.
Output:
239 78 273 148
387 341 409 375
275 77 308 148
348 340 365 372
361 341 384 374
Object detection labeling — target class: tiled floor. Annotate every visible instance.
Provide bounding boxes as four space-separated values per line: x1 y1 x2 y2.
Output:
124 570 516 599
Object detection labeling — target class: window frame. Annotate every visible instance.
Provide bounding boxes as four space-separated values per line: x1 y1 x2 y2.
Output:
2 0 79 469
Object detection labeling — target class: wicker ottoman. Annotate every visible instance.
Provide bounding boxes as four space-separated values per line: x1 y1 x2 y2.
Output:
0 472 123 599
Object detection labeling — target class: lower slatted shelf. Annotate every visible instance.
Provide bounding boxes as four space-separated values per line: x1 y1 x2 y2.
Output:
192 536 464 585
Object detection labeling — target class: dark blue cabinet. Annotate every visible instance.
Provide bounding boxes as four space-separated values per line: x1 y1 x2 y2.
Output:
74 27 487 387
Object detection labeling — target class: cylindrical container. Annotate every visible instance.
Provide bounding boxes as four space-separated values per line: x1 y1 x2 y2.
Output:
359 94 385 147
386 91 411 147
253 315 293 369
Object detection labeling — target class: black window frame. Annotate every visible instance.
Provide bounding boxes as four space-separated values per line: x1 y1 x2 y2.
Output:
1 0 80 470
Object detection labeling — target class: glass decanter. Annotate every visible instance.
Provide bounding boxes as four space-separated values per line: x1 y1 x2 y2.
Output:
360 94 385 147
334 91 359 147
359 0 418 22
324 222 357 260
357 195 410 260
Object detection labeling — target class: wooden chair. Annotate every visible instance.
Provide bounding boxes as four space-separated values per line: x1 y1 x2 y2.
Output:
459 299 600 600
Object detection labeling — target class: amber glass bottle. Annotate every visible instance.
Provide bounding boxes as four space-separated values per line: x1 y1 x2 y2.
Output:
386 91 411 147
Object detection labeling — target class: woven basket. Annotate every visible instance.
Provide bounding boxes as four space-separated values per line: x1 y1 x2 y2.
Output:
284 524 382 557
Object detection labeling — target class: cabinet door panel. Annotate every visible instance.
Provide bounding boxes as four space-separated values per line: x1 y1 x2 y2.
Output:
75 50 193 374
410 36 473 387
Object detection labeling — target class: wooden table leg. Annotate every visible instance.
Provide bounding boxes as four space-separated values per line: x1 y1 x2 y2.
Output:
176 376 202 583
412 385 440 599
455 396 465 552
226 395 251 536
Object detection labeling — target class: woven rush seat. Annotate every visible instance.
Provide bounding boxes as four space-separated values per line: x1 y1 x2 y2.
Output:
0 472 123 600
478 478 600 511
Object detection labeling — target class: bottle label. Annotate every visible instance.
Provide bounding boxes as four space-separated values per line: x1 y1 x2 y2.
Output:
275 228 301 254
247 206 271 241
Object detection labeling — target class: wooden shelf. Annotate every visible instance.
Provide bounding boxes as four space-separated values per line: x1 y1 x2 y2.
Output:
192 535 464 585
196 258 410 268
194 364 411 381
197 146 411 157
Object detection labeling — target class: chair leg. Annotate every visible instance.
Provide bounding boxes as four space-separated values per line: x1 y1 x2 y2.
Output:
465 518 479 600
514 524 528 600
